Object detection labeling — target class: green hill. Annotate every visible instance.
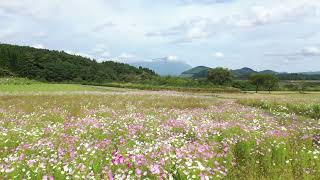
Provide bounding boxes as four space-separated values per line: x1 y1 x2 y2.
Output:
259 70 278 74
232 67 257 79
182 66 257 79
0 43 156 83
300 71 320 75
181 66 211 78
130 58 192 76
181 66 320 80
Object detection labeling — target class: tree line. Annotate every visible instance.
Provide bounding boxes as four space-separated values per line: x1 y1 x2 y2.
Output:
0 43 156 83
207 67 280 93
1 43 318 92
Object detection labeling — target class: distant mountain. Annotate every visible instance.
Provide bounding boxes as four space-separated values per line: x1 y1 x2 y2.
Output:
181 66 210 78
259 70 278 74
232 67 257 79
130 57 192 76
300 71 320 75
181 66 320 80
182 67 258 79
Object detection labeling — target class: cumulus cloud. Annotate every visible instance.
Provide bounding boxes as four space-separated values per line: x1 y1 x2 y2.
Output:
167 55 178 60
0 0 62 21
146 1 320 43
91 44 109 54
92 22 115 32
65 50 94 59
31 44 45 49
32 32 47 38
186 27 209 40
178 0 235 5
146 18 213 43
109 53 140 63
90 44 111 62
1 0 320 72
301 46 320 56
264 46 320 59
100 51 111 58
119 53 136 59
213 52 224 58
0 28 16 40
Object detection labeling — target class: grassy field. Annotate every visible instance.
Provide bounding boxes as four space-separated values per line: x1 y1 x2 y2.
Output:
87 82 241 93
0 82 319 179
222 92 320 119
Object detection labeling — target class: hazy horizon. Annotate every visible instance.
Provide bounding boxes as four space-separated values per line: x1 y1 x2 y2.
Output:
1 0 320 72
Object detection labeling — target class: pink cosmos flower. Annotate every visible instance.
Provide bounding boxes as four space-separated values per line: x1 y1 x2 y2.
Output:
111 151 125 165
19 154 25 161
42 175 54 180
223 146 229 152
108 171 114 180
200 173 205 180
135 168 142 176
120 136 125 144
23 144 30 149
150 164 161 174
27 159 36 167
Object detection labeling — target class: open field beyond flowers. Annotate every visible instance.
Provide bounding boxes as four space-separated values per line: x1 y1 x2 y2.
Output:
0 86 320 179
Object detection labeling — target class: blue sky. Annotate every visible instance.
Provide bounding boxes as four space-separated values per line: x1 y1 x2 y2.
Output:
0 0 320 72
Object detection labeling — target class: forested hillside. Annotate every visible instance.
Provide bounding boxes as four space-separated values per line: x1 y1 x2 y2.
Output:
0 44 156 82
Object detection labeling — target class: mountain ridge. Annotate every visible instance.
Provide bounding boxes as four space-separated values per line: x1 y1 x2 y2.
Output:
130 57 192 76
181 66 320 80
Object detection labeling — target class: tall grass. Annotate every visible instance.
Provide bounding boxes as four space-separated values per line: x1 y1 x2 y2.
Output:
0 78 99 93
238 99 320 119
89 82 241 93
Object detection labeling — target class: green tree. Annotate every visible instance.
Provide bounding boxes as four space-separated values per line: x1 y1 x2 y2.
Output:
298 81 308 94
250 74 279 93
207 67 234 85
0 43 157 83
263 74 279 93
250 74 265 93
0 68 14 77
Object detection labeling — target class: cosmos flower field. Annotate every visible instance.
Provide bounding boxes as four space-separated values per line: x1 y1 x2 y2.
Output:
0 88 320 179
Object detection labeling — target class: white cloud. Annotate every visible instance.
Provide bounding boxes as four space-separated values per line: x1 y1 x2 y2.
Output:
65 50 94 59
119 53 136 59
89 44 112 62
167 55 178 60
95 51 112 62
264 46 320 58
213 52 224 58
301 46 320 56
32 32 47 38
100 51 111 58
0 0 63 21
32 44 45 49
0 28 15 40
1 0 320 72
146 1 320 43
92 21 115 32
179 0 235 5
186 27 209 40
91 44 110 54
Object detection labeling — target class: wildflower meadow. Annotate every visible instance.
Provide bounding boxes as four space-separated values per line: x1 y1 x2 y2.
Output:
0 87 319 179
